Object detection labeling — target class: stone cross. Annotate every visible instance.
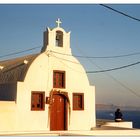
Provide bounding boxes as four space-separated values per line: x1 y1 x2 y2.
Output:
56 18 62 27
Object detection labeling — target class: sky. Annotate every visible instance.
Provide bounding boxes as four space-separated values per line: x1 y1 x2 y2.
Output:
0 4 140 107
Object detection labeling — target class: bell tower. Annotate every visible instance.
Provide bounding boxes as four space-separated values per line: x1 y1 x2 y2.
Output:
41 18 71 54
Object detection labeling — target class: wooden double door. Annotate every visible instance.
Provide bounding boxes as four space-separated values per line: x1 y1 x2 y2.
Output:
50 92 68 131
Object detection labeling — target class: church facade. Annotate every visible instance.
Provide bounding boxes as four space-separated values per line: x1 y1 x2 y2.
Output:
0 19 96 131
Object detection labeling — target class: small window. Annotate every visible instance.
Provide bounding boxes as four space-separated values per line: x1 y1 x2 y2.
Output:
55 31 63 47
53 70 65 88
31 92 45 111
73 93 84 110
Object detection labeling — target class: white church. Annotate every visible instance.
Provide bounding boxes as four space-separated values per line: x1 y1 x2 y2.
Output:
0 19 96 132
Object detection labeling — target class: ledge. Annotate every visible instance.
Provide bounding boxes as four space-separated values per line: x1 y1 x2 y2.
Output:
101 121 133 129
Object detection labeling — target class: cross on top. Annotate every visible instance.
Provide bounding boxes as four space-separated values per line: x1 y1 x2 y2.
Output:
56 18 62 27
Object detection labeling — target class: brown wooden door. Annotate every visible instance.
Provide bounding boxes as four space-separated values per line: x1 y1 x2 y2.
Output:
50 93 67 131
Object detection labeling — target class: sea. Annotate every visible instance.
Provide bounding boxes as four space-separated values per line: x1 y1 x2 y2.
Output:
96 110 140 129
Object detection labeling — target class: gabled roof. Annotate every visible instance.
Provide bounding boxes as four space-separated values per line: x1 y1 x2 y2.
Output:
0 54 39 84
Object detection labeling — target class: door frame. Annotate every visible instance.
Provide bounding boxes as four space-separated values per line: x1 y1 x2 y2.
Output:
50 90 68 131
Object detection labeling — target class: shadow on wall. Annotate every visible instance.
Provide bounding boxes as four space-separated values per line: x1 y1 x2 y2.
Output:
0 83 17 101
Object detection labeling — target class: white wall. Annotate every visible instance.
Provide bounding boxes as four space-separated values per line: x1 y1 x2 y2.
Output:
101 122 133 128
20 52 96 131
0 101 17 131
0 49 96 132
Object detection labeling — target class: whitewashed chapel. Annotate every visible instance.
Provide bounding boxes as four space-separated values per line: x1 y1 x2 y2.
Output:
0 19 96 131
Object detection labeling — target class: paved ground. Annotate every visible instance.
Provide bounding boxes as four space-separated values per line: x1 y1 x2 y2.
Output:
0 127 140 136
0 120 139 136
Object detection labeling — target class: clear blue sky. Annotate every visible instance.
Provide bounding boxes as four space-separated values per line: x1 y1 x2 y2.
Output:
0 4 140 107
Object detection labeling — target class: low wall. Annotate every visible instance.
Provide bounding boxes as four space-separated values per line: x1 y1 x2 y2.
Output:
102 121 133 128
0 101 16 131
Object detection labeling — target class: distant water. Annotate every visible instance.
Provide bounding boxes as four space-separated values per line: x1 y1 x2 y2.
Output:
96 110 140 129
